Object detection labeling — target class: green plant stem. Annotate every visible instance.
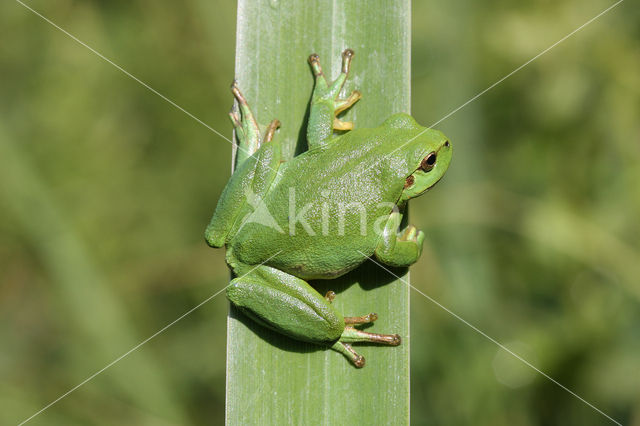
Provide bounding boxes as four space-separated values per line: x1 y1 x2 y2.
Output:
226 1 411 424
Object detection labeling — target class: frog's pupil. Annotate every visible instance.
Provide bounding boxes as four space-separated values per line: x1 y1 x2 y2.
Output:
420 153 437 171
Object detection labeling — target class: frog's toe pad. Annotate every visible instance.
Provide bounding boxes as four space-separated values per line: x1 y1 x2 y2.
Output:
390 334 402 346
308 53 323 77
341 48 355 73
324 290 336 302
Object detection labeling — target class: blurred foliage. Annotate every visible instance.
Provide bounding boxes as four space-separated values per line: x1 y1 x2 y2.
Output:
0 0 638 425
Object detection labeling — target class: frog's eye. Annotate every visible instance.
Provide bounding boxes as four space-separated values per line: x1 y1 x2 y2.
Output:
420 152 437 172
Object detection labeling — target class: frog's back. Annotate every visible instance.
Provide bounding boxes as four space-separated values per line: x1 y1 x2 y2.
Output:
230 127 410 279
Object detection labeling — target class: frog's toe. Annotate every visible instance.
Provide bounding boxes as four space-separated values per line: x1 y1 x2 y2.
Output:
308 53 324 77
406 226 418 241
331 342 365 368
333 117 354 131
230 80 248 105
335 90 361 115
344 312 378 325
400 225 421 242
228 105 241 129
340 326 401 346
341 48 355 74
331 327 401 368
330 313 401 367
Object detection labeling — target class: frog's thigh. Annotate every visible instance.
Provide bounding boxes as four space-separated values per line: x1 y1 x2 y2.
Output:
227 265 345 343
374 213 424 267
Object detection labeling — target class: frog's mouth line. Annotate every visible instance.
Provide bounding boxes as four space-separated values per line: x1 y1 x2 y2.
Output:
425 176 442 190
413 174 442 194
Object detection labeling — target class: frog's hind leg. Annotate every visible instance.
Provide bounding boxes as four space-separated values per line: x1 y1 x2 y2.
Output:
227 264 345 344
228 265 401 368
229 81 281 168
307 49 361 149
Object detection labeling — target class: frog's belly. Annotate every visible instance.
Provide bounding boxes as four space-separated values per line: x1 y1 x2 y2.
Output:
230 224 377 280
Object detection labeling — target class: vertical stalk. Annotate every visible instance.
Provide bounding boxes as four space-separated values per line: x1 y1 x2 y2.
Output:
226 1 411 423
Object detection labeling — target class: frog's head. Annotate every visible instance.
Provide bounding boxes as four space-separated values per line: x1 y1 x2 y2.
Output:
382 114 452 204
400 134 451 202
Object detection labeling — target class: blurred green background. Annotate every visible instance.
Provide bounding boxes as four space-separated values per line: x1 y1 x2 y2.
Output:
1 0 638 425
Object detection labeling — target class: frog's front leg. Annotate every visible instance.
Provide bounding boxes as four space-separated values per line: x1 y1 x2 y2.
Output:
228 263 400 367
204 111 282 248
307 49 361 149
374 211 425 267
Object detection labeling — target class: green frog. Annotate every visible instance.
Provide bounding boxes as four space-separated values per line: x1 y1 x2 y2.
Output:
206 49 452 367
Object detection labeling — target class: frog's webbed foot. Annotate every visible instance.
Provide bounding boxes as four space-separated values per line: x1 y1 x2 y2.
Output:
229 80 281 167
307 49 361 149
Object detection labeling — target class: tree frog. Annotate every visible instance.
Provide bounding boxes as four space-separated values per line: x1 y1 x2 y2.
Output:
205 49 452 367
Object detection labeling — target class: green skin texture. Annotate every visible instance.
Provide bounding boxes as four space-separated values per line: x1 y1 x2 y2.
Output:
206 49 452 367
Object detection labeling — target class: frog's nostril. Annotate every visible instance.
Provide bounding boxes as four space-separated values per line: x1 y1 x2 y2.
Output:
445 141 450 147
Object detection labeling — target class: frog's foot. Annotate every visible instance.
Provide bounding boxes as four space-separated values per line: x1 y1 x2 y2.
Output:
308 49 361 129
229 81 280 167
374 212 425 267
332 327 402 368
399 225 425 245
325 291 400 368
307 49 361 148
229 80 259 154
